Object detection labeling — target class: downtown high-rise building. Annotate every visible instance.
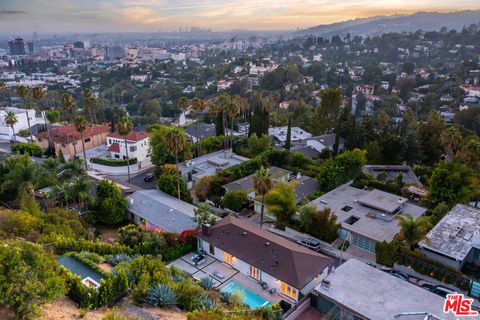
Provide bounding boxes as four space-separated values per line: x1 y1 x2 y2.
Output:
8 38 27 55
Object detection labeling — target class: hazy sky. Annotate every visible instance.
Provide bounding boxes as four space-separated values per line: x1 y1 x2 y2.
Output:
1 0 480 34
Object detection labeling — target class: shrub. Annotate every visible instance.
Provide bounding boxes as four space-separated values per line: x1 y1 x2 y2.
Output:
174 278 204 311
298 205 340 243
221 190 249 212
375 241 399 267
199 277 214 290
145 284 177 307
91 157 138 167
11 142 44 157
157 174 192 203
103 308 142 320
51 236 132 255
199 295 217 311
108 253 133 266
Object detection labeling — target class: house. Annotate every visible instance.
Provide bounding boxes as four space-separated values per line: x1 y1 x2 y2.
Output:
106 130 150 162
268 126 312 147
178 150 249 189
420 204 480 270
290 134 344 159
278 101 294 110
184 123 216 143
127 189 198 233
35 123 110 160
0 107 38 141
217 80 234 91
197 216 333 302
223 166 318 212
362 165 422 186
312 259 457 320
310 184 427 253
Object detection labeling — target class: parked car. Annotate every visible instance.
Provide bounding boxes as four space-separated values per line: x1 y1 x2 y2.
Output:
391 271 409 282
421 283 435 292
297 238 321 251
144 172 154 182
191 254 206 266
433 285 457 298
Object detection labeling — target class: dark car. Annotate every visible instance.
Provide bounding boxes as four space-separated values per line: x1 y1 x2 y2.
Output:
433 285 457 298
297 238 321 251
421 283 435 292
144 172 154 182
391 271 409 282
191 254 206 266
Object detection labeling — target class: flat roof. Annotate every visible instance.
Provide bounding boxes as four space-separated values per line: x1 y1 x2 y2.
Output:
127 190 198 233
358 189 407 214
420 204 480 261
310 184 426 242
315 259 457 320
363 165 423 186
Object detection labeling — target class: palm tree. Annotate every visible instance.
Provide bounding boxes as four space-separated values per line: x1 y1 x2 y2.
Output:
71 176 93 210
440 126 462 162
396 214 431 251
226 95 241 150
16 85 34 142
253 166 273 228
178 96 189 125
74 115 89 171
164 127 187 199
5 111 18 143
61 93 77 122
192 97 206 155
32 86 52 153
83 89 97 124
0 81 6 106
217 93 231 151
118 116 133 183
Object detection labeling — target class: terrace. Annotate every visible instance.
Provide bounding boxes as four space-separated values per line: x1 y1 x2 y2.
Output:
168 252 289 306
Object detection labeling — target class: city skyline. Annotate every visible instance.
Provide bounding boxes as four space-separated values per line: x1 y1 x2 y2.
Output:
1 0 480 34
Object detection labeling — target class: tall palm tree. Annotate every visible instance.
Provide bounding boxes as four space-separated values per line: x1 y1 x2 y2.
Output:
5 111 18 143
178 96 189 125
16 85 34 142
71 176 93 210
253 166 273 228
118 116 133 183
83 89 97 124
217 93 231 151
0 81 6 107
226 95 241 150
164 127 187 199
61 93 77 122
192 97 206 155
32 86 52 153
74 115 89 171
440 126 462 162
396 214 431 251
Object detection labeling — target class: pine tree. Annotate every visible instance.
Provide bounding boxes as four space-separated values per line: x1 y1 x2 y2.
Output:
285 116 292 150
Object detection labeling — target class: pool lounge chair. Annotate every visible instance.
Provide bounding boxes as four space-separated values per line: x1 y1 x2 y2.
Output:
259 281 268 290
269 288 276 294
212 271 225 280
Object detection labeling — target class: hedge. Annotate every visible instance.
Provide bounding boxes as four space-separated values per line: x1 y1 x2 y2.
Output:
51 237 132 255
91 157 138 167
11 142 44 157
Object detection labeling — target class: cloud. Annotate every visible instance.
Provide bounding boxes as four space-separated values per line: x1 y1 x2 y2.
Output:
0 10 27 14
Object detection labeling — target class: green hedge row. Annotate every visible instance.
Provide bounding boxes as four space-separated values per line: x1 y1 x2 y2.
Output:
91 157 138 167
52 237 132 255
11 142 44 157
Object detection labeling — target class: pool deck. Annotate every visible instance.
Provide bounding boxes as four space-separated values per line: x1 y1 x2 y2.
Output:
168 252 294 306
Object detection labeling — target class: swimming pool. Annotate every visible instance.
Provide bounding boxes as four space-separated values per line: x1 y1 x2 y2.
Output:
221 281 272 308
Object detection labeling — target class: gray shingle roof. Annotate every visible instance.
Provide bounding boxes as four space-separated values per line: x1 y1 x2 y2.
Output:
127 190 197 233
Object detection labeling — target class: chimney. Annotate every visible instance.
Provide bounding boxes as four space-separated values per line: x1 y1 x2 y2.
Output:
202 223 211 236
321 279 331 290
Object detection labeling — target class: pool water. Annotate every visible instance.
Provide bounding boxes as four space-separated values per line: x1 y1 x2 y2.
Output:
221 281 272 308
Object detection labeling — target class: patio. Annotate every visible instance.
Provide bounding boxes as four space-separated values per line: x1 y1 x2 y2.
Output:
168 252 294 305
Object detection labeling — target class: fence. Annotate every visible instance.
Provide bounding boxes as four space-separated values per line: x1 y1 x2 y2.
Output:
282 295 311 320
397 252 471 290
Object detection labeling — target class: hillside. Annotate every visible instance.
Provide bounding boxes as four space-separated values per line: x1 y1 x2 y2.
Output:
297 10 480 37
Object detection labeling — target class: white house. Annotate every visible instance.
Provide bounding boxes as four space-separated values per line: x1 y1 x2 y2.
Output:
268 126 312 147
0 107 38 141
106 131 151 162
197 216 332 302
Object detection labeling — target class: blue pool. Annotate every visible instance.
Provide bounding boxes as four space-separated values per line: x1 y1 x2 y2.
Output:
221 281 272 308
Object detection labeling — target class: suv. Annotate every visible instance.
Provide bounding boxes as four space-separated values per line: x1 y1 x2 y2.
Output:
144 172 154 182
433 285 457 298
297 238 321 251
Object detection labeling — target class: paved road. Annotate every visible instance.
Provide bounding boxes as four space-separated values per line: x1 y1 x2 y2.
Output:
106 167 156 190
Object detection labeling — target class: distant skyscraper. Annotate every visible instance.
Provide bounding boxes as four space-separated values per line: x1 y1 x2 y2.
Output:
74 41 85 49
8 38 27 55
27 41 35 54
105 45 125 60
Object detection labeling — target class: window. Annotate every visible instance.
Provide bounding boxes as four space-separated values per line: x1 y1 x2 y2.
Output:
280 281 297 299
209 244 215 255
84 138 91 143
114 154 120 159
223 252 233 265
109 139 112 144
345 216 360 225
342 206 353 212
130 145 137 152
250 266 261 280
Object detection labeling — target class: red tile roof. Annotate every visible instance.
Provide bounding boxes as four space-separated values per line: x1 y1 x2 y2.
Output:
36 124 111 144
108 131 149 142
107 142 120 153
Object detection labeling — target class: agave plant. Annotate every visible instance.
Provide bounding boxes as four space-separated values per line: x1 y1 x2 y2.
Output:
199 295 218 311
220 291 232 304
145 284 177 307
108 253 132 266
199 277 214 290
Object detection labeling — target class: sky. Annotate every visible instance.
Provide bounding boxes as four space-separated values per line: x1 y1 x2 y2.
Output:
1 0 480 34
